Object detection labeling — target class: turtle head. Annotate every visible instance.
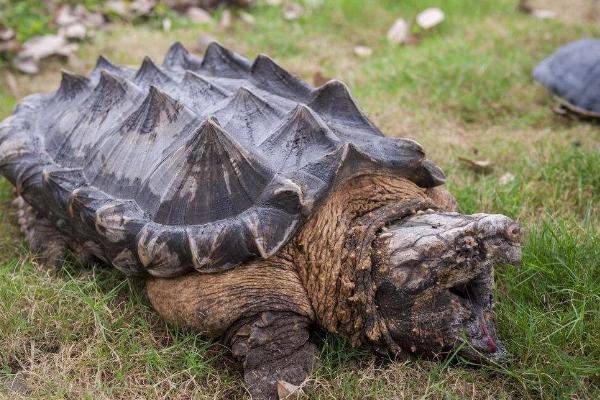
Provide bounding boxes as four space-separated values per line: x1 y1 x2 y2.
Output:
372 211 522 362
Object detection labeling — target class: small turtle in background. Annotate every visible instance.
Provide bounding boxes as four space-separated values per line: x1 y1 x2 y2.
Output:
534 38 600 118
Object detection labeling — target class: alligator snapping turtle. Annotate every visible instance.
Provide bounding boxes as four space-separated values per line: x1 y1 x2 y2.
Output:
0 42 522 399
534 38 600 118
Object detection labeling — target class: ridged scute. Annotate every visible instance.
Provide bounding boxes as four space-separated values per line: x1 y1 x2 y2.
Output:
0 42 445 277
534 38 600 116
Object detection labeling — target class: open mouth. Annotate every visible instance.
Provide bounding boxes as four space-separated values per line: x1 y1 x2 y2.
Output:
374 210 521 363
447 272 507 360
448 273 491 309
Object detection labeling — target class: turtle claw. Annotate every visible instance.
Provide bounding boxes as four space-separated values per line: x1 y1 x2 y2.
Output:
228 312 317 400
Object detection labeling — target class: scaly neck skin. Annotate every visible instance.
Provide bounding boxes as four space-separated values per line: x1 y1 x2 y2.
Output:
285 174 449 347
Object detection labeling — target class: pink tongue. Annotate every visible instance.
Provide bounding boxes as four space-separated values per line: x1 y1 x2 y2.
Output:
479 320 497 352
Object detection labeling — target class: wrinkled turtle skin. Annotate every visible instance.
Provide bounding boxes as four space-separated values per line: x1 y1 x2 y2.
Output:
0 43 522 399
534 38 600 118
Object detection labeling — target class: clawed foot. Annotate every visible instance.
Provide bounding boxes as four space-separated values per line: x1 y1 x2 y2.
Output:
228 311 318 400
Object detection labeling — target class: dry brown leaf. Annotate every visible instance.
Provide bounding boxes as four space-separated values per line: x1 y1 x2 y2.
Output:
519 0 599 23
186 7 213 24
131 0 156 17
13 58 38 74
58 23 87 40
14 35 78 74
162 18 172 31
458 157 493 173
354 45 373 58
56 5 79 27
387 18 409 45
277 380 303 399
105 0 129 18
416 7 445 29
532 9 557 19
83 11 106 28
17 35 66 60
239 11 256 25
220 9 233 30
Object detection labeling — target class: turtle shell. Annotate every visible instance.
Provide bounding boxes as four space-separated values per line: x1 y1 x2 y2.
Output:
0 42 445 277
534 38 600 117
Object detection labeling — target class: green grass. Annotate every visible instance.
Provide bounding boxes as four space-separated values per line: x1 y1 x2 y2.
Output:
0 0 190 46
1 0 599 398
0 0 53 42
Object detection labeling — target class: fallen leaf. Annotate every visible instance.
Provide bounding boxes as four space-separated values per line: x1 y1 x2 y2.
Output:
354 45 373 58
416 7 445 29
105 0 129 18
83 11 106 28
499 172 515 185
162 18 172 31
131 0 156 17
17 35 67 60
518 0 597 23
14 35 78 74
387 18 410 44
186 7 213 24
532 9 557 19
239 11 256 25
71 3 105 27
55 5 79 26
283 3 303 21
58 23 87 40
458 157 493 173
13 58 38 74
277 380 303 399
313 71 331 86
220 9 233 30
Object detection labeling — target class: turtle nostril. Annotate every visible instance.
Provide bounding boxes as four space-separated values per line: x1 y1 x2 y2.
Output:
505 223 522 243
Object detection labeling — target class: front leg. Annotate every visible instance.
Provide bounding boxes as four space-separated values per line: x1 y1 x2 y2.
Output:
145 258 317 399
228 311 317 400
